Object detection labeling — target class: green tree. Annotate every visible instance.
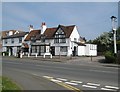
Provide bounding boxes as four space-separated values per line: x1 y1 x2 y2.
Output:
117 27 120 51
92 32 113 53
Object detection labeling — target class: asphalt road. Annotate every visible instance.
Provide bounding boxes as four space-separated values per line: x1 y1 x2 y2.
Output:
2 57 119 92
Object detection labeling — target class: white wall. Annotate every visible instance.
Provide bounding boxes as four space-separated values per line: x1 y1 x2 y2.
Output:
47 39 69 55
2 37 24 56
70 26 80 42
12 47 17 56
85 44 97 56
2 37 24 47
78 46 85 56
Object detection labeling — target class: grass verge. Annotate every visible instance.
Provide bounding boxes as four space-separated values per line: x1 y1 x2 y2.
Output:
0 76 21 92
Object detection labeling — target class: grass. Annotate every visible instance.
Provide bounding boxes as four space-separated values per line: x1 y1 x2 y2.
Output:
0 76 21 92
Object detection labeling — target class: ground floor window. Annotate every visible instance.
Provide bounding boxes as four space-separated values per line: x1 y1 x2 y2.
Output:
31 45 46 53
17 47 21 52
60 46 67 52
31 46 36 53
41 46 46 53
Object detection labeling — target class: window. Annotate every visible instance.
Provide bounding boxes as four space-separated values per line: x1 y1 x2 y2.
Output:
11 38 14 43
41 46 46 53
54 29 66 43
41 36 45 42
4 39 7 44
19 37 22 43
31 46 36 53
31 36 36 43
74 38 77 41
60 46 67 52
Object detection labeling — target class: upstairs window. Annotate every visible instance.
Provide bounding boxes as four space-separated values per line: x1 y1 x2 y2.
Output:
4 39 7 44
19 37 22 43
31 36 36 43
11 38 14 43
41 35 45 42
54 28 66 43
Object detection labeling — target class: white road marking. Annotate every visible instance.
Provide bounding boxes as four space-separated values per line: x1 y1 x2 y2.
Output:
105 86 119 89
65 82 78 86
43 76 53 79
101 88 117 91
70 80 83 84
82 85 97 89
87 82 100 86
51 79 62 83
56 78 67 81
32 73 38 76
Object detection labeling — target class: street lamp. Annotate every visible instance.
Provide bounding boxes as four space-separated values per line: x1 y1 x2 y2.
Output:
111 16 117 54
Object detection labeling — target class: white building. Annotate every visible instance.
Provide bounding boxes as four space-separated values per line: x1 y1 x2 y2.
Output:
2 23 97 56
24 23 97 56
2 31 28 56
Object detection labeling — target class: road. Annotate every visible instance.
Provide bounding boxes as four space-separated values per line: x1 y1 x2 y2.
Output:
2 57 119 92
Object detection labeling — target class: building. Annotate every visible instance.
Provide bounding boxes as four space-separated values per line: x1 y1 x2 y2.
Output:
2 23 97 57
2 31 28 56
24 23 97 56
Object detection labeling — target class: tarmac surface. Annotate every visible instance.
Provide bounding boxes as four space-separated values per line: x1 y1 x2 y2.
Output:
3 56 119 68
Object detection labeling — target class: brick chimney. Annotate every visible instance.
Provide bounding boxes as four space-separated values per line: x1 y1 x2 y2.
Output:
41 22 47 34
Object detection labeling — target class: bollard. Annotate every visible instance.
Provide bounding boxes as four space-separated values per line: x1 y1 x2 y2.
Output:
28 53 30 57
3 53 5 56
50 54 52 58
35 53 37 58
20 53 22 58
91 55 92 61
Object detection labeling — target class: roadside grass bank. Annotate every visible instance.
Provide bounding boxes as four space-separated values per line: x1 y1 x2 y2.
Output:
0 76 21 92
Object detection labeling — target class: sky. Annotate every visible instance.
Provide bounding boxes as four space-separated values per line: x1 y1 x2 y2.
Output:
1 1 119 40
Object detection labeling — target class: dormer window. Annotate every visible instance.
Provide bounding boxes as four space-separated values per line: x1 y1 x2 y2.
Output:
4 39 7 44
41 35 45 42
11 38 14 43
31 36 36 43
54 28 66 43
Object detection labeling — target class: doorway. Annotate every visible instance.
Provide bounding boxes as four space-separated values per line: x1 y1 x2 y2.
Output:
50 46 55 56
73 46 76 56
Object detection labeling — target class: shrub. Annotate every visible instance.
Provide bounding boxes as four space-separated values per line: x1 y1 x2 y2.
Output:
104 51 116 63
2 52 9 56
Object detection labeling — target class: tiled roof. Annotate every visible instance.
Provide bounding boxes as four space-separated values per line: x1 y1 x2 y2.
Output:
44 27 57 39
2 32 28 39
24 30 41 41
59 25 75 38
24 25 75 41
44 25 75 39
74 41 86 46
1 30 23 38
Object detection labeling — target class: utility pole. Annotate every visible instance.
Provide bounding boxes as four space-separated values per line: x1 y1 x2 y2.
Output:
111 16 117 54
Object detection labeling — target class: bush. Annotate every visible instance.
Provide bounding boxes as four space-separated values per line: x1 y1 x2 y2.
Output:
2 52 9 56
104 51 116 63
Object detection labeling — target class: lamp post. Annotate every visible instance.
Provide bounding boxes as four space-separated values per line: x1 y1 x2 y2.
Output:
111 16 117 54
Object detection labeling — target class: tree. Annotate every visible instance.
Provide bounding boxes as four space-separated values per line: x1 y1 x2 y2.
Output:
93 32 113 52
87 27 120 54
117 27 120 51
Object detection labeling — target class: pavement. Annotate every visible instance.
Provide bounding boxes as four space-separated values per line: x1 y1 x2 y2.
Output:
2 55 119 68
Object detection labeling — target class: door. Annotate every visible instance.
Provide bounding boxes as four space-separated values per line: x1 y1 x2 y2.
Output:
73 46 76 56
9 47 13 56
50 47 55 56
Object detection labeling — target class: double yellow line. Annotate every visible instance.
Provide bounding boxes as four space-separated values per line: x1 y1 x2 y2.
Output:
44 77 83 92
